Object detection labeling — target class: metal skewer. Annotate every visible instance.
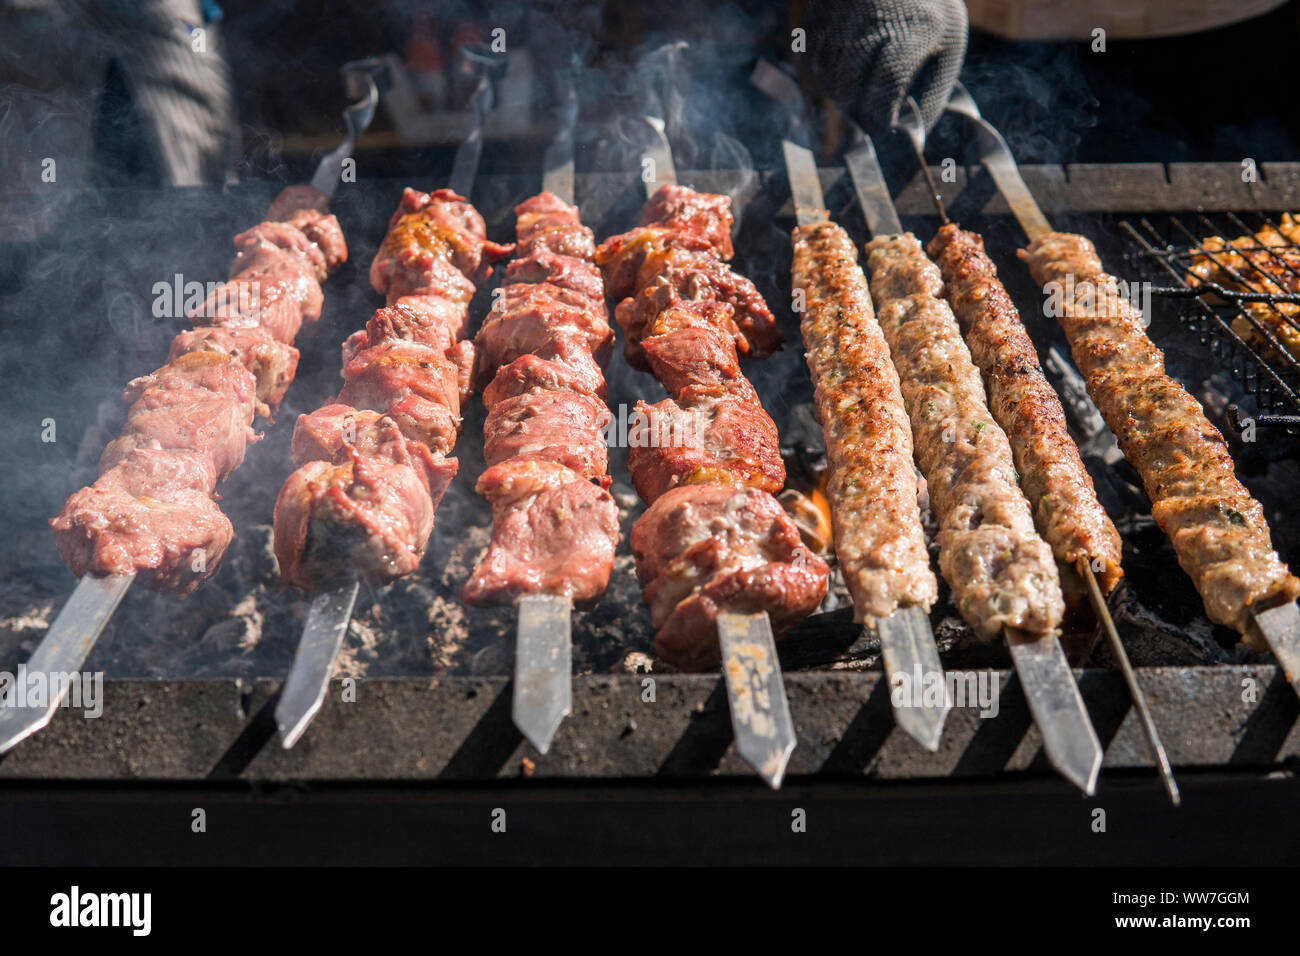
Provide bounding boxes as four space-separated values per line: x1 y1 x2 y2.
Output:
4 61 388 759
275 53 495 749
641 116 796 788
846 133 1103 794
0 572 134 754
783 139 951 751
509 82 582 755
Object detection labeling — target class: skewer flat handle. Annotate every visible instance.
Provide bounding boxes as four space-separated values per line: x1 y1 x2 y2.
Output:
845 137 903 238
878 606 951 752
276 578 359 749
0 573 134 754
944 82 1052 241
1250 601 1300 701
717 611 796 789
1005 628 1103 795
513 594 573 754
642 115 677 198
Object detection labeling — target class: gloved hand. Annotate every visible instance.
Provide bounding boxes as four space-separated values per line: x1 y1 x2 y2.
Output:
805 0 968 137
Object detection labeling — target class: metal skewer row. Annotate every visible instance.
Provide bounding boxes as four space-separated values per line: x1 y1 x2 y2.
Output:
937 81 1300 794
276 49 501 749
0 60 387 758
782 139 952 752
844 127 1104 795
942 80 1300 701
641 115 796 788
899 95 1160 796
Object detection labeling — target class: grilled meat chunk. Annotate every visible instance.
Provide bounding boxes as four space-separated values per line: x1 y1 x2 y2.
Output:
100 351 259 488
52 448 234 594
631 486 828 669
274 430 457 589
370 187 511 300
610 247 780 368
463 459 619 607
594 183 775 370
1019 231 1300 636
481 333 607 409
473 281 613 381
626 389 784 504
484 390 611 480
167 326 299 414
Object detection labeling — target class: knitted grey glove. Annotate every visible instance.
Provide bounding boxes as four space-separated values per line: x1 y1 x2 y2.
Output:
805 0 968 137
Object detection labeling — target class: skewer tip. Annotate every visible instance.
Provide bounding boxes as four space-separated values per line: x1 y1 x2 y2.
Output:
716 611 798 788
512 594 573 756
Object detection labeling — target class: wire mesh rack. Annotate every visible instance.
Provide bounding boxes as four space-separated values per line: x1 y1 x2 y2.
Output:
1121 212 1300 433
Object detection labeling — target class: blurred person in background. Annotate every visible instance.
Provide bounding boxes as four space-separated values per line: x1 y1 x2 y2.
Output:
0 0 237 240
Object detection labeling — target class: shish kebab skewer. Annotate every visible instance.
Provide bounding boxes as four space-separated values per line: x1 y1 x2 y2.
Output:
461 94 620 755
594 119 829 788
941 83 1300 700
892 100 1179 805
0 65 378 756
846 137 1103 795
782 140 950 751
273 68 508 749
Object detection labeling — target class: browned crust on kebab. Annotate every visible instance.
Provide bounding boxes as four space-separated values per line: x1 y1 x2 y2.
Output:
791 221 938 624
1019 231 1300 638
928 223 1123 594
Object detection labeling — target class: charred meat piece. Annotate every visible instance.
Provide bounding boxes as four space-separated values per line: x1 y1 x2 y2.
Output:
640 304 754 399
626 388 784 504
370 187 511 299
611 247 780 368
631 486 828 669
639 183 735 260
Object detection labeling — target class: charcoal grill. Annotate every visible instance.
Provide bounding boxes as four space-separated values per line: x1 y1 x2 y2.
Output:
3 161 1300 788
